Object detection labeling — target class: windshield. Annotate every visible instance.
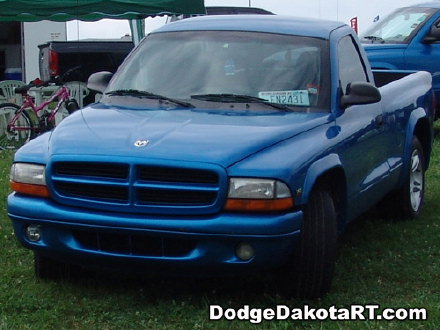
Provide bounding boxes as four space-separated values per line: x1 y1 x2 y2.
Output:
361 7 437 44
106 31 330 112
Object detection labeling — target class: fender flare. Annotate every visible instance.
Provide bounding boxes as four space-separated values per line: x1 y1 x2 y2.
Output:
399 107 431 185
300 153 344 205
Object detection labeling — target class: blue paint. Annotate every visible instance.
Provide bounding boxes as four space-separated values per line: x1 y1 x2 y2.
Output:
8 15 434 281
361 2 440 114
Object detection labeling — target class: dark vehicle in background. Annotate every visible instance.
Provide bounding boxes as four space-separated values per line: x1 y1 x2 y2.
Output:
168 6 273 22
204 6 273 15
38 40 134 83
39 7 271 83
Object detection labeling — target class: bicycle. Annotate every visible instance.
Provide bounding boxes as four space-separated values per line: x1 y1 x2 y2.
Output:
0 68 81 150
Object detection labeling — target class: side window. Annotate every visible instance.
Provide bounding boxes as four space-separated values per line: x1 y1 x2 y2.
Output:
426 18 440 43
338 35 368 94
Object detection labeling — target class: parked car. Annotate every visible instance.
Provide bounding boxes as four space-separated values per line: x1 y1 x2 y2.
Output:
40 7 271 83
204 6 273 15
167 6 273 22
38 40 134 83
360 2 440 117
8 15 434 298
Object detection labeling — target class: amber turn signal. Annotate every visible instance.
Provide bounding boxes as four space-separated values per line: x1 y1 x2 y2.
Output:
10 180 50 198
224 197 294 212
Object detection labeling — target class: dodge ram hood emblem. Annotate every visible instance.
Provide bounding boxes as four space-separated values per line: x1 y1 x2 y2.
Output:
134 140 149 147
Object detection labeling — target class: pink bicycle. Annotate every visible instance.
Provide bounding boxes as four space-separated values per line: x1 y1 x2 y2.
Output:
0 70 80 150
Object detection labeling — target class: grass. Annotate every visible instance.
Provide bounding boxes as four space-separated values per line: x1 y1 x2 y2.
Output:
0 124 439 330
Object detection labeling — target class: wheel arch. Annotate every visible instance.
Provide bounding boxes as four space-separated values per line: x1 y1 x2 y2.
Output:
403 109 433 178
413 117 432 169
301 154 347 230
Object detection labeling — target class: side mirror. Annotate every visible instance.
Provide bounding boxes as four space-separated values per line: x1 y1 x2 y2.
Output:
423 24 440 43
87 71 113 93
340 82 381 109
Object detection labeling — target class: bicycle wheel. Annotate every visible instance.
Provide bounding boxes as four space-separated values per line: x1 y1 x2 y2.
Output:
0 103 32 150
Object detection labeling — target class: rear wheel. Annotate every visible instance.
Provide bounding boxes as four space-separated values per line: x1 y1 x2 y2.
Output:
398 137 425 219
287 186 337 299
0 103 32 150
379 136 425 220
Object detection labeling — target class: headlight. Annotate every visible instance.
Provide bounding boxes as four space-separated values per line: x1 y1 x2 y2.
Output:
225 178 293 212
10 163 50 197
10 163 46 185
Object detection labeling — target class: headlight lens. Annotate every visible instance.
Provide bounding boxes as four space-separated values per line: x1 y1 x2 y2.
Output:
228 178 291 199
10 163 49 197
225 178 293 212
10 163 46 185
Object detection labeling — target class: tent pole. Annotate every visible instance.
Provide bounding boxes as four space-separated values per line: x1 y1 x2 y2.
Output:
129 19 145 46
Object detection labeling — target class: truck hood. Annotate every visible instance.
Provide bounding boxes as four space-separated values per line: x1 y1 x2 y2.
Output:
48 103 329 167
362 43 407 52
362 43 407 70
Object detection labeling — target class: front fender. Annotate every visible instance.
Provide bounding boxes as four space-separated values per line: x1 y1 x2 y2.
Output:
227 121 341 209
363 44 406 70
300 153 344 205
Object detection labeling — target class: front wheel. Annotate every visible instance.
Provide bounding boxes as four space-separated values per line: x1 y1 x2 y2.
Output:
0 103 32 150
286 186 337 299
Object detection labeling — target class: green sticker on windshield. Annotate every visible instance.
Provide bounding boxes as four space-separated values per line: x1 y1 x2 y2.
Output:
258 90 310 106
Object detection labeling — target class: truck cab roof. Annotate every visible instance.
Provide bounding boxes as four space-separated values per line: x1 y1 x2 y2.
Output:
155 15 345 40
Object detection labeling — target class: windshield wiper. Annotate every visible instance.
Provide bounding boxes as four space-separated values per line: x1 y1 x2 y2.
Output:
105 89 194 108
362 35 385 44
191 93 291 111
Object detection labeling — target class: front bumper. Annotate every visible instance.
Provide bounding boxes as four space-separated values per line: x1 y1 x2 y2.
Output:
8 193 303 274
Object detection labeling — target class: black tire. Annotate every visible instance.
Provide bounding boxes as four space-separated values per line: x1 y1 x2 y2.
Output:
34 253 71 280
378 136 425 220
288 187 337 299
0 103 32 150
64 98 79 114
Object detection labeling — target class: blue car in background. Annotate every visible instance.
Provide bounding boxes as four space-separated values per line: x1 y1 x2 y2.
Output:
361 2 440 117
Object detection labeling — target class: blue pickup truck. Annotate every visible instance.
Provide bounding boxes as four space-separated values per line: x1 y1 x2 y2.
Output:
7 15 434 298
361 2 440 117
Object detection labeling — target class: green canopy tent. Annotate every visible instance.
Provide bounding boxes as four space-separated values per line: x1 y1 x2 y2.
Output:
0 0 205 21
0 0 205 43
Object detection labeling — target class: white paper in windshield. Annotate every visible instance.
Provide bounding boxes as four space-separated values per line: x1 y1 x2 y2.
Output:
258 90 310 106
